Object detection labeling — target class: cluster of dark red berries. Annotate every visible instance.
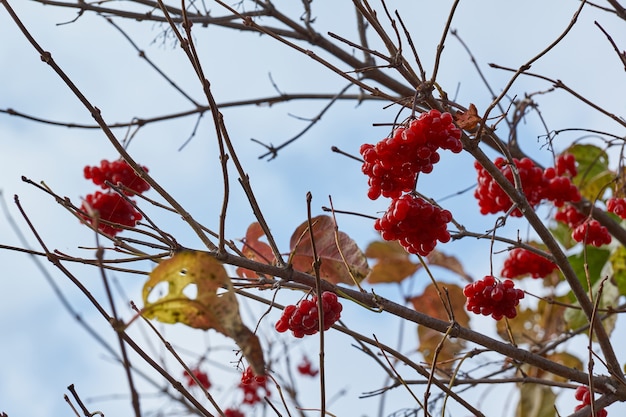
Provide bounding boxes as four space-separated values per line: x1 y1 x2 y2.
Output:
555 206 611 247
296 356 319 377
360 109 462 200
374 194 452 256
183 368 211 390
239 366 270 405
360 110 459 256
574 385 608 417
474 155 580 217
463 275 525 320
84 159 150 195
607 197 626 219
500 248 558 279
80 159 150 236
275 292 342 338
223 409 245 417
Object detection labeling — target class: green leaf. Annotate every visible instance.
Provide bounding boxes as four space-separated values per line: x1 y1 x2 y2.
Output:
568 144 613 201
515 384 556 417
609 245 626 296
564 274 620 338
549 221 577 250
567 246 611 295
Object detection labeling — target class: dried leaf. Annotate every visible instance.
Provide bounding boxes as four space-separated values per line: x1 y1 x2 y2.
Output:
289 215 370 285
426 250 473 282
515 384 556 417
454 103 481 131
413 283 468 369
237 222 276 278
365 240 420 284
142 251 265 375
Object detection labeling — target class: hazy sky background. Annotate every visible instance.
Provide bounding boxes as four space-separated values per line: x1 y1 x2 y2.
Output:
1 1 626 416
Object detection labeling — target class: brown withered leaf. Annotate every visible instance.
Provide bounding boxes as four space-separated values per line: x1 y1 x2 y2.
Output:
412 283 469 369
454 103 481 131
237 222 276 278
289 215 370 285
365 240 420 284
426 250 473 283
142 251 265 375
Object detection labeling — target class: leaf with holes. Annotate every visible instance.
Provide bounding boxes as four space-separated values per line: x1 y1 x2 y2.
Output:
237 222 276 278
142 251 265 375
289 215 370 285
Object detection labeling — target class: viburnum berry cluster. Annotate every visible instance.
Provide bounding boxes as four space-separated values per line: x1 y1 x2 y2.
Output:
607 197 626 219
275 291 342 338
463 275 525 320
360 109 459 257
500 247 558 279
555 206 612 247
223 409 245 417
84 159 150 195
183 368 211 390
360 109 462 200
374 194 452 256
474 154 580 217
574 385 608 417
296 356 319 377
239 366 270 405
80 158 150 236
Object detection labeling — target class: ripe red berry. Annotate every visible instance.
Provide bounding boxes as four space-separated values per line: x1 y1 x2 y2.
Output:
275 292 342 338
374 194 452 256
555 206 611 247
607 197 626 219
501 248 558 279
297 356 319 377
573 386 608 417
360 110 462 199
183 368 211 390
239 366 270 405
84 159 150 195
463 275 524 320
80 191 142 236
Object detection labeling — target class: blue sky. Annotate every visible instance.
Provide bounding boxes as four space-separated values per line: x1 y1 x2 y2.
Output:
1 1 626 416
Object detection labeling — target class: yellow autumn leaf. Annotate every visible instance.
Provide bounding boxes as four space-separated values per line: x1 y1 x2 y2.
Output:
142 251 265 375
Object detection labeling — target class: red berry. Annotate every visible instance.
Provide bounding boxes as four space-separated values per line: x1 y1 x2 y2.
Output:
464 276 524 320
501 248 558 279
607 197 626 219
275 292 342 338
297 356 319 377
239 366 270 405
360 110 462 199
573 386 608 417
374 194 452 256
183 368 211 390
84 159 150 195
80 191 142 236
224 409 245 417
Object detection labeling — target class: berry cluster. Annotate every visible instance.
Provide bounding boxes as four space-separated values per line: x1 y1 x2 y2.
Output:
275 292 342 338
374 194 452 256
81 191 142 236
463 275 525 320
81 158 150 236
360 109 462 200
224 409 245 417
183 368 211 390
500 248 558 279
297 356 319 377
474 155 580 217
555 206 611 247
607 197 626 219
84 159 150 195
574 385 608 417
239 366 270 405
